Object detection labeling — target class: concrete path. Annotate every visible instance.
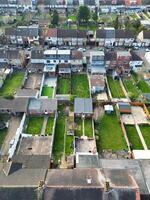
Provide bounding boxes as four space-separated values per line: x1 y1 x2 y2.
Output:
40 116 48 136
60 119 68 169
87 73 92 98
82 119 85 136
106 77 112 100
92 119 95 139
112 98 129 103
142 12 149 20
63 119 67 156
136 13 141 19
135 124 148 150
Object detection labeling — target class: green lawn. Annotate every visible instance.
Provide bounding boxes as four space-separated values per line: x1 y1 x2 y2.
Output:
71 74 90 98
68 15 76 22
140 125 150 149
130 13 139 20
26 116 44 135
132 72 139 82
45 117 54 135
107 76 125 98
0 128 8 147
57 77 71 94
84 119 93 138
137 80 150 93
125 125 143 150
52 106 66 165
132 72 150 94
0 72 24 98
95 112 127 151
65 135 74 156
123 78 140 99
75 118 83 137
41 86 53 98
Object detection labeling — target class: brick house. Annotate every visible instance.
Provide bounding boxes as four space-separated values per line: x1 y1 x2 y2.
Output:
116 51 132 76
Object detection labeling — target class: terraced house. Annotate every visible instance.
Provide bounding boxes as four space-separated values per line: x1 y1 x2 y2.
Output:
42 28 87 46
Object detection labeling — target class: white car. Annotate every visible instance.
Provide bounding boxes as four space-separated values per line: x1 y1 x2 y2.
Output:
78 48 86 52
133 46 139 50
146 49 150 52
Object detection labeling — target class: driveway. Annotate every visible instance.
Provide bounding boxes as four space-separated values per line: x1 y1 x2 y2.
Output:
1 116 21 158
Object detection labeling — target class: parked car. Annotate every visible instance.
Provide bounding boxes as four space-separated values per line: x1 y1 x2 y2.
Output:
133 46 139 50
78 48 86 52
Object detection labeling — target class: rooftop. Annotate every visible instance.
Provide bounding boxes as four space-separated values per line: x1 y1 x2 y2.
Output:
45 168 102 187
28 98 57 113
44 64 56 72
74 98 93 114
90 75 105 87
15 89 38 98
96 29 134 39
31 49 44 59
0 164 46 187
118 102 131 112
0 98 29 113
71 50 83 59
12 154 50 169
42 28 57 37
117 51 131 57
5 25 39 37
143 31 150 39
44 168 139 200
130 51 143 61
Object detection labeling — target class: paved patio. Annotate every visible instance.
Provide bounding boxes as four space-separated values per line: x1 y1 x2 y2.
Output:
75 138 97 153
44 77 57 87
121 106 149 125
25 73 42 89
18 136 52 155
